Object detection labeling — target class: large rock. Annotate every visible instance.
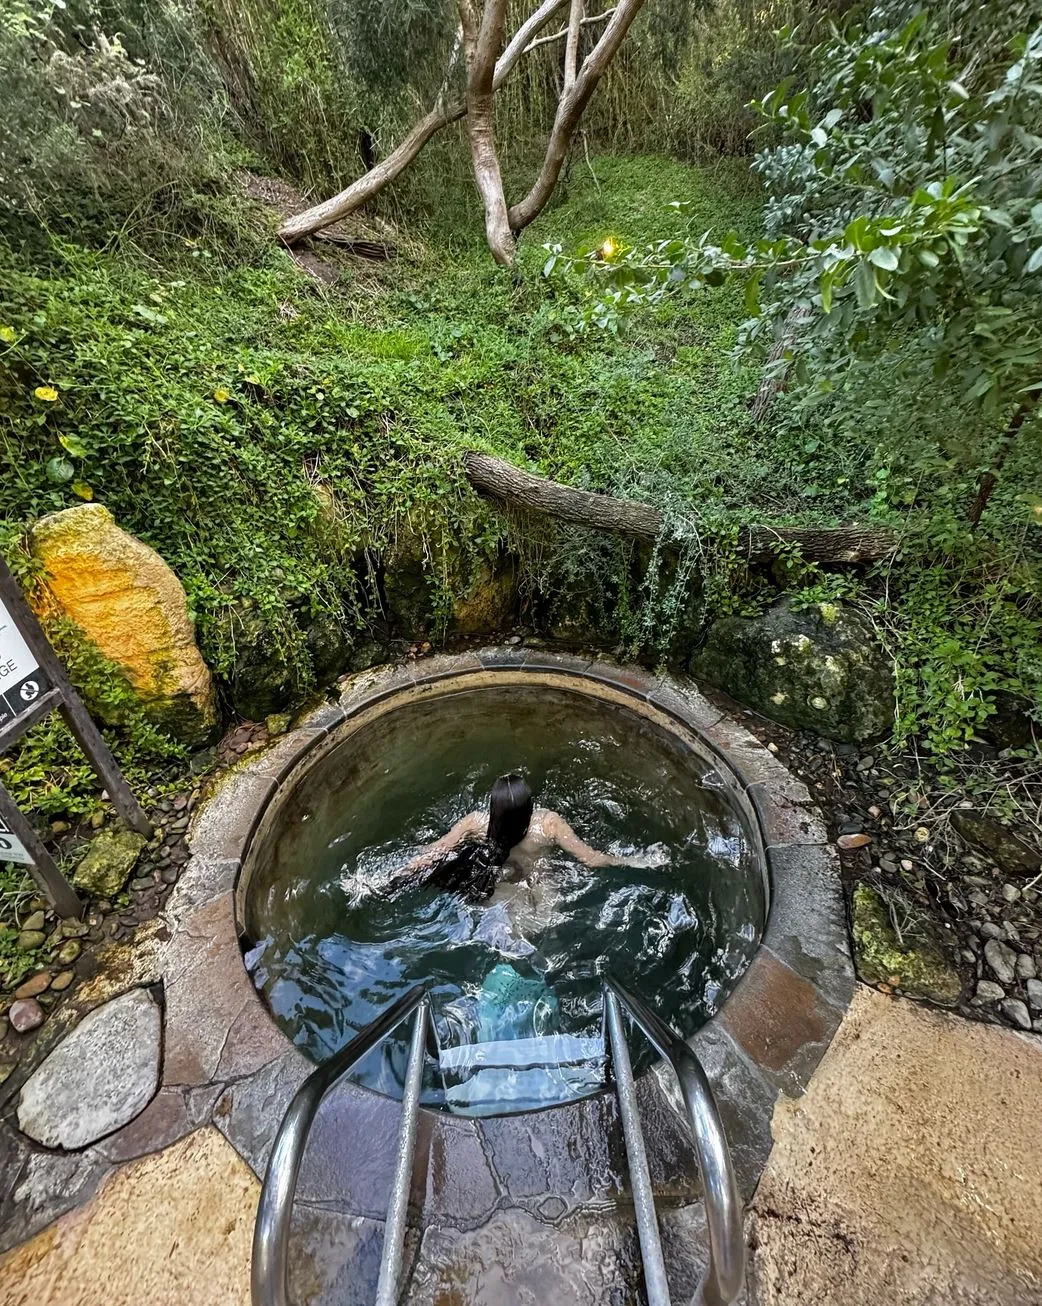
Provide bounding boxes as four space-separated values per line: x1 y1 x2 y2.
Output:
450 560 518 635
215 601 358 720
72 826 146 897
691 599 894 743
951 810 1041 876
31 504 217 744
383 537 518 642
381 538 435 641
850 883 961 1005
17 987 161 1148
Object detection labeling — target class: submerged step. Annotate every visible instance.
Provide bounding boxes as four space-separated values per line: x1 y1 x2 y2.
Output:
439 1033 606 1073
440 1033 607 1111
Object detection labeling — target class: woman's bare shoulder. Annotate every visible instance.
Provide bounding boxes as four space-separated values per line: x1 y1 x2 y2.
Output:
531 807 563 833
460 809 488 837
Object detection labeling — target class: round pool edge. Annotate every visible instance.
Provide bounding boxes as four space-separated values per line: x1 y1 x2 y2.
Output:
170 647 856 1206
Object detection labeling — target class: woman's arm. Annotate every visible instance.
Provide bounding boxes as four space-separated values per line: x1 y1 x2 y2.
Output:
544 811 669 870
543 812 628 868
405 809 486 872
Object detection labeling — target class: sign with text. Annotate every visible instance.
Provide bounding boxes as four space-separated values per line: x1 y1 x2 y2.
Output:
0 814 32 866
0 599 48 731
0 553 152 916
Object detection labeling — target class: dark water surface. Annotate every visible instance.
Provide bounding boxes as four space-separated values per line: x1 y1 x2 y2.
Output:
243 685 765 1115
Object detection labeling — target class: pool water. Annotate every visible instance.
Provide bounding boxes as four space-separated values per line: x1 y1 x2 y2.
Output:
242 684 766 1115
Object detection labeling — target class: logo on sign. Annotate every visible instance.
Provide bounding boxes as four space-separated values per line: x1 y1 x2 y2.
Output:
0 603 48 730
0 814 33 866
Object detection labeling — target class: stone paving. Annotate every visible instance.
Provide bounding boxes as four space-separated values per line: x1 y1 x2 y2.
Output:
0 1128 256 1306
17 988 160 1150
750 986 1042 1306
0 650 948 1305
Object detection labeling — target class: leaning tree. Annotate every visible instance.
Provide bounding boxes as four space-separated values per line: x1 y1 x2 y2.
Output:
278 0 648 263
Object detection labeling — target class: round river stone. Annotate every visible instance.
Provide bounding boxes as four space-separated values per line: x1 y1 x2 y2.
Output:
17 987 161 1149
9 999 45 1033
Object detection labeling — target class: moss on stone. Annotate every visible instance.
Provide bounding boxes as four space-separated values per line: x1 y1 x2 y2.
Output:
851 883 962 1005
31 503 217 745
690 599 894 743
72 827 147 898
450 561 518 635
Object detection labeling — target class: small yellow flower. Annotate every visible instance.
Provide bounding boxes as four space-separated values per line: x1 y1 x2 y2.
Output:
0 326 15 344
34 385 58 402
213 388 230 404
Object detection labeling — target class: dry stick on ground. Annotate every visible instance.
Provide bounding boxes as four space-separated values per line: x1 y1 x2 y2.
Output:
464 451 897 563
459 0 514 265
277 0 569 245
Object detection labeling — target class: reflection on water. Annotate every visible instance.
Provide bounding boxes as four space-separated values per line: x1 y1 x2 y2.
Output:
243 685 765 1115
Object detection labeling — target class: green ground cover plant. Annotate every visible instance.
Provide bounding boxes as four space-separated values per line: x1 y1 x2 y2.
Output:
0 0 1038 872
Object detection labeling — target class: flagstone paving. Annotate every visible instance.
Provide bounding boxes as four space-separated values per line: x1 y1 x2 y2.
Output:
0 1128 256 1306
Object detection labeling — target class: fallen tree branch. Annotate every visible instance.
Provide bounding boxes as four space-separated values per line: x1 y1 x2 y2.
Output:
464 452 897 563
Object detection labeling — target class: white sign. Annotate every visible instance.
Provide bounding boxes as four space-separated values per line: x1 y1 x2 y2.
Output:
0 814 33 866
0 599 46 731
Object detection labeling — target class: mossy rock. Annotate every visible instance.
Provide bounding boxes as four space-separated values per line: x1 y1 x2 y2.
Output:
216 602 356 720
690 598 894 743
951 810 1041 876
382 551 434 642
850 883 961 1004
72 827 147 898
30 504 218 745
450 560 518 636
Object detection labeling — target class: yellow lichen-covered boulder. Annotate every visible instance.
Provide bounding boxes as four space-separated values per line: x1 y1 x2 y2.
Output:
31 504 217 744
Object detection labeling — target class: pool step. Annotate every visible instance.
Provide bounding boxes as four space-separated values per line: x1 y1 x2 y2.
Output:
439 1033 607 1112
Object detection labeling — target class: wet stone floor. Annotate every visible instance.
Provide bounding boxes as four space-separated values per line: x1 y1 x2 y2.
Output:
235 1056 713 1304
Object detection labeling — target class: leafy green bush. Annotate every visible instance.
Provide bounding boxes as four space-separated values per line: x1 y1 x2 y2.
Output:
546 5 1042 754
0 0 236 244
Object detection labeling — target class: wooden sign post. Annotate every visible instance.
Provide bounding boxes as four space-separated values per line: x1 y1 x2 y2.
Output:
0 554 153 918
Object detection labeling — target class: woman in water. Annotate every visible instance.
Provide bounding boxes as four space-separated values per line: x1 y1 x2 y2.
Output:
407 773 660 901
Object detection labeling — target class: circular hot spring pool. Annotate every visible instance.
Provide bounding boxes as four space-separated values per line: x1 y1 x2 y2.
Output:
241 679 767 1116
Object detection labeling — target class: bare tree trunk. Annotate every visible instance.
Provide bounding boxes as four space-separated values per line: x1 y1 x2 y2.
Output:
459 0 514 265
968 396 1037 529
563 0 584 89
507 0 647 234
278 0 569 245
464 452 897 563
751 303 813 423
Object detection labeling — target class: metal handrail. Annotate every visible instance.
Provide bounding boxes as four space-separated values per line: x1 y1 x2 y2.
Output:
604 975 745 1306
251 983 430 1306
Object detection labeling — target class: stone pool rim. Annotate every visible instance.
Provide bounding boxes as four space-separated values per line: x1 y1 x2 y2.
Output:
176 647 854 1192
237 659 771 1107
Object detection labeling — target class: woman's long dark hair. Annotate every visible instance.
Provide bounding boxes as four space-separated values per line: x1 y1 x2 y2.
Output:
425 774 533 900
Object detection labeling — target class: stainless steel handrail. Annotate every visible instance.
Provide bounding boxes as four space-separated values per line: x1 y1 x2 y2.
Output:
604 975 745 1306
251 983 430 1306
375 994 429 1306
605 988 672 1306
